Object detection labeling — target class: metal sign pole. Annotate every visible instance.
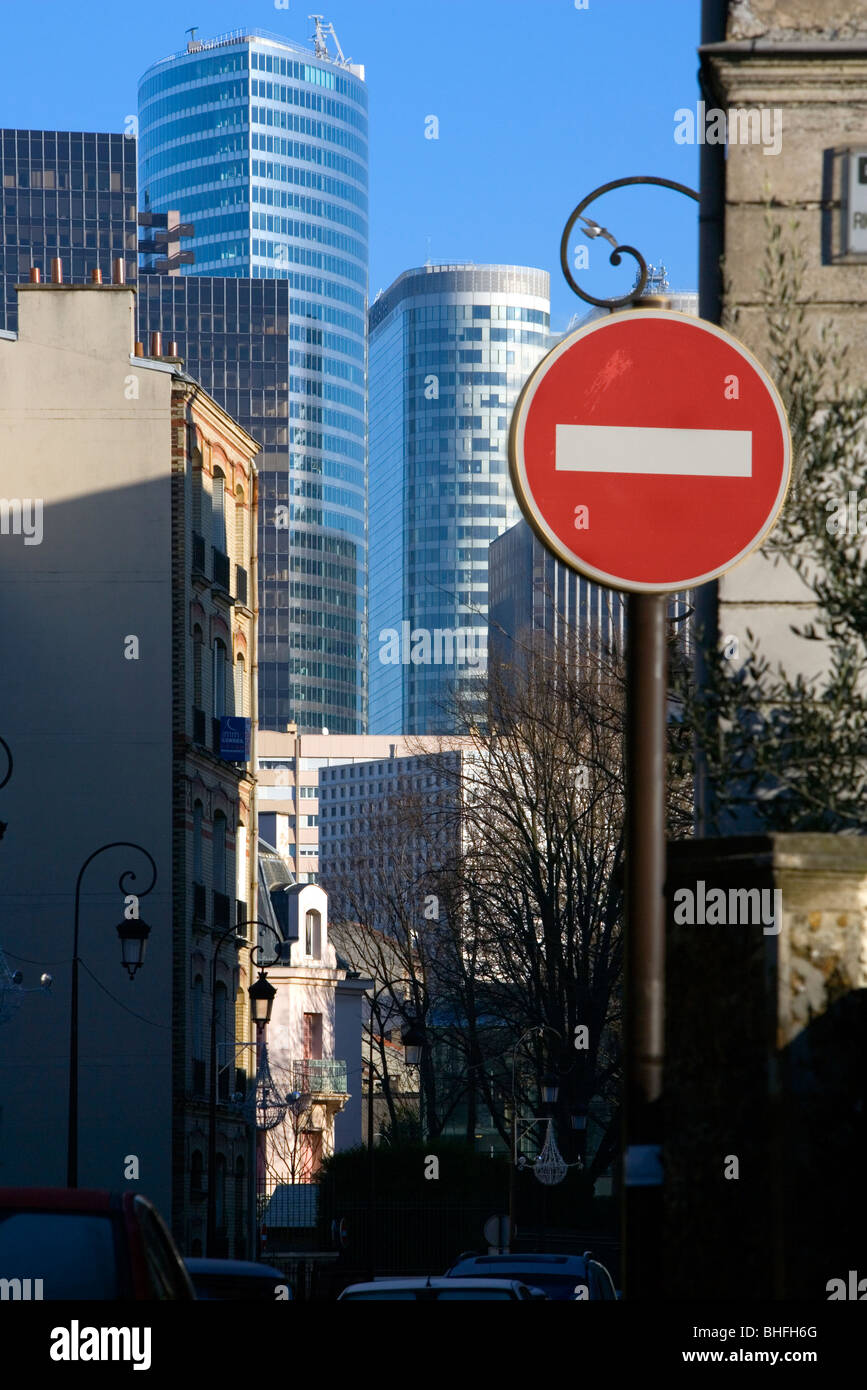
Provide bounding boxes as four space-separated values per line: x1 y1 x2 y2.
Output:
623 588 667 1300
620 292 670 1300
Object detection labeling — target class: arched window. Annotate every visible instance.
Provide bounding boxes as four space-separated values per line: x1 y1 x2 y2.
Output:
212 467 226 552
213 639 227 717
215 1153 227 1238
193 624 203 709
234 653 246 716
213 810 227 893
304 909 321 959
233 1156 246 1257
190 1149 204 1199
193 800 203 884
192 448 203 534
236 822 247 907
235 487 245 569
192 975 204 1061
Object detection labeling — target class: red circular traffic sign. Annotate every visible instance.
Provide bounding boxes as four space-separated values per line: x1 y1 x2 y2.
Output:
509 310 791 592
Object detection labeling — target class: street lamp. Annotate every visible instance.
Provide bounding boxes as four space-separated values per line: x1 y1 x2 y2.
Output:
116 917 151 979
248 969 277 1025
508 1025 569 1250
401 1017 426 1068
206 916 280 1258
541 1073 560 1107
67 842 157 1187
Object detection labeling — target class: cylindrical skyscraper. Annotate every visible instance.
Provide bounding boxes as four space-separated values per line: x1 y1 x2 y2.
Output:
138 27 368 734
368 263 550 734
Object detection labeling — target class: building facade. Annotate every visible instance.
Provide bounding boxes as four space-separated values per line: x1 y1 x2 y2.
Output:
368 263 551 734
256 730 469 881
137 27 369 736
488 517 627 677
0 272 259 1256
0 127 138 332
258 883 370 1239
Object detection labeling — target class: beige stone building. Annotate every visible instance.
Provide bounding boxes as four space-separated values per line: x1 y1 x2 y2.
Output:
257 729 470 881
696 0 867 824
0 269 259 1256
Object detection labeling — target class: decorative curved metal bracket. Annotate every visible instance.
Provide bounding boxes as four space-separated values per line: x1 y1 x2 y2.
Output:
560 176 700 310
0 736 12 791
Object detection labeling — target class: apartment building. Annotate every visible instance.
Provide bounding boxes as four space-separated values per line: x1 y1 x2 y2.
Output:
0 270 258 1254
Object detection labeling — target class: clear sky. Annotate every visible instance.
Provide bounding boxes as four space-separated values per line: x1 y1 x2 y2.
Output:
0 0 702 329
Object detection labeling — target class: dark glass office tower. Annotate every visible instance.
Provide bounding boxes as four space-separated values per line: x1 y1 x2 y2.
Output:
136 274 365 733
368 264 550 735
0 129 137 331
137 29 368 734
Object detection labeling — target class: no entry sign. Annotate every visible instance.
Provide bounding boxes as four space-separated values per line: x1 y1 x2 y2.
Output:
509 309 791 592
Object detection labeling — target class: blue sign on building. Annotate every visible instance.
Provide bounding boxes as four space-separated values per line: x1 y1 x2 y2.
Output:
219 717 251 762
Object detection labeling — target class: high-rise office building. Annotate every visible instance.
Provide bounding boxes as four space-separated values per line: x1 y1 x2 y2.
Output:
488 517 627 675
368 264 551 734
0 128 137 331
137 26 368 734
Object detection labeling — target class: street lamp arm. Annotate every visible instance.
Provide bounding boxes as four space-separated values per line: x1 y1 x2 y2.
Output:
560 176 700 309
67 841 157 1188
0 736 12 791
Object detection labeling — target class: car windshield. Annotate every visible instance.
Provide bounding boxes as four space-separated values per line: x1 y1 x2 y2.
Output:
434 1288 516 1300
452 1270 583 1299
193 1275 282 1300
0 1212 120 1298
342 1290 419 1300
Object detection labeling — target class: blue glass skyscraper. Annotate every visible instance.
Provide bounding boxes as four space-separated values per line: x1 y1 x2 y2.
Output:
137 28 368 733
368 264 551 734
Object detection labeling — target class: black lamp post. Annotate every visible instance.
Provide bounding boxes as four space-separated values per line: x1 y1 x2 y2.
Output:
67 843 157 1188
206 916 280 1258
400 1017 426 1068
0 735 11 840
541 1073 560 1107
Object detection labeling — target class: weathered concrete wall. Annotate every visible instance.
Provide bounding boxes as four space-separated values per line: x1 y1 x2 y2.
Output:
695 2 867 823
728 0 867 40
665 834 867 1298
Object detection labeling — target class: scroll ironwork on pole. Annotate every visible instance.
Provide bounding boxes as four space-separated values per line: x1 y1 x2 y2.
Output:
559 176 700 309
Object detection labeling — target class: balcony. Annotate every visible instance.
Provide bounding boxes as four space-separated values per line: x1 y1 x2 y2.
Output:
192 706 206 745
235 565 248 606
287 1059 348 1096
213 891 232 932
192 881 207 925
212 547 231 594
192 532 206 575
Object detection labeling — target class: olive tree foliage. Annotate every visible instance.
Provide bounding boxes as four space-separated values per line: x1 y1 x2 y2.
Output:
684 213 867 832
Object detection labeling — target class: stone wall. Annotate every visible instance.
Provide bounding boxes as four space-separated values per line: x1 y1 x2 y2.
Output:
664 834 867 1298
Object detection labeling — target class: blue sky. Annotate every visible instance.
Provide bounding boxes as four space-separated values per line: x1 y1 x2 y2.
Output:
1 0 701 329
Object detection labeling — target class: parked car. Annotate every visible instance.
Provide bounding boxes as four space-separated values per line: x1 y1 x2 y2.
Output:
185 1257 291 1301
0 1187 195 1300
338 1276 543 1301
443 1252 618 1302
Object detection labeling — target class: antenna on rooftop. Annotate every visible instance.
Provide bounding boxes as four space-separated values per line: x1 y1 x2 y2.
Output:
309 14 350 66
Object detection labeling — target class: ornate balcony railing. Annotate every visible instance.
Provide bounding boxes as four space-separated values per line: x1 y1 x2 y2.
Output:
287 1059 348 1096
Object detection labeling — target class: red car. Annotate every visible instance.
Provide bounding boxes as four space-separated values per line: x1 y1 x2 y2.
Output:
0 1188 195 1300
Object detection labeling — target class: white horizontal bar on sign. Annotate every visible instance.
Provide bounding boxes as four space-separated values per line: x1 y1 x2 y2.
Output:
554 424 752 477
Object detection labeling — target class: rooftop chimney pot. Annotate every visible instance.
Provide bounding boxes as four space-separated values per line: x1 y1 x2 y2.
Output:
90 268 103 285
50 258 62 284
112 258 125 286
29 268 41 284
134 341 145 357
150 331 162 358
